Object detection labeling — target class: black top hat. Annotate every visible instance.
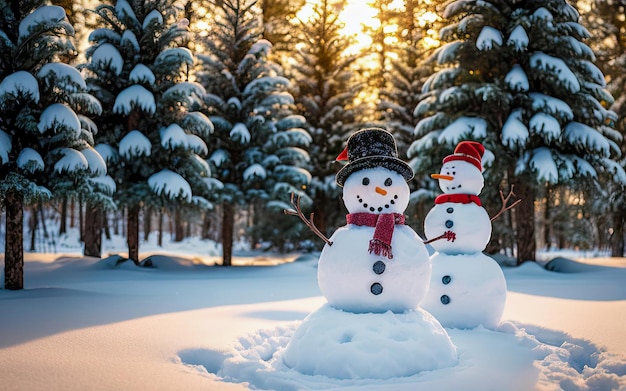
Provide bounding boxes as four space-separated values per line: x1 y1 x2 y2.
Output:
335 128 414 187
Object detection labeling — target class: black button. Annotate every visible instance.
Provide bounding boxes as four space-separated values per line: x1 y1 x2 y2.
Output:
441 295 450 305
371 283 383 295
446 207 454 213
442 275 451 285
373 261 386 275
445 220 454 228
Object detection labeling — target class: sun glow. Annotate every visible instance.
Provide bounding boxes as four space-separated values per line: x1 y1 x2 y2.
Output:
297 1 441 55
339 1 377 53
296 1 379 55
295 0 441 108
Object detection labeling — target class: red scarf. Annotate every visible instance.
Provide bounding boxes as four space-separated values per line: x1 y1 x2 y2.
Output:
346 213 405 259
434 194 482 206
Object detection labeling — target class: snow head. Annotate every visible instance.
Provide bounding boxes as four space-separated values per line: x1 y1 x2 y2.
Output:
342 168 409 215
432 141 485 196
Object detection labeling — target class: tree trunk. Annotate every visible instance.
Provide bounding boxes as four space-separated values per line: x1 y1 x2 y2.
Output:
174 208 184 242
38 203 49 239
611 212 625 257
83 202 102 258
114 210 120 236
5 190 24 290
222 202 234 266
168 212 173 241
143 207 152 242
127 205 140 264
78 198 84 241
513 180 536 264
124 108 143 259
59 197 67 234
70 197 76 228
543 184 552 250
201 211 212 240
158 208 164 247
103 212 111 240
248 202 259 247
29 205 37 252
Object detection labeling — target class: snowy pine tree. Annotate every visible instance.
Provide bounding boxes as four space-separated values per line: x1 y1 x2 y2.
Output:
83 0 218 264
0 2 108 289
409 0 625 263
258 0 304 54
287 0 364 237
376 0 442 233
377 1 433 152
196 0 311 264
581 0 626 256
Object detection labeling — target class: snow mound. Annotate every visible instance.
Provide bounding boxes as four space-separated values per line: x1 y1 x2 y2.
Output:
96 254 216 270
544 257 614 273
282 304 457 379
179 320 626 391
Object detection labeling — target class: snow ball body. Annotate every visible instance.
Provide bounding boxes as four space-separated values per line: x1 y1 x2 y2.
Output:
421 252 507 329
319 224 431 313
424 202 492 254
317 167 431 313
281 304 458 379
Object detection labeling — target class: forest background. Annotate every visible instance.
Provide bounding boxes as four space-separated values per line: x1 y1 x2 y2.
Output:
1 0 625 290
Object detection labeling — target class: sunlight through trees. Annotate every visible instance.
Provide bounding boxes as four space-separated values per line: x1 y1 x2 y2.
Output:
1 0 625 284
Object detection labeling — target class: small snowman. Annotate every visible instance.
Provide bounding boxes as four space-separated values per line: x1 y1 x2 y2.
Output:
282 128 457 379
421 141 508 329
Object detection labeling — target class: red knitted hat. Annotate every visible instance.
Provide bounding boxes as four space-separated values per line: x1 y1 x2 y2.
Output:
442 141 484 171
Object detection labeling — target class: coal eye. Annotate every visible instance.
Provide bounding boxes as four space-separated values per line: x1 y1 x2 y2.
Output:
384 178 392 186
362 177 370 185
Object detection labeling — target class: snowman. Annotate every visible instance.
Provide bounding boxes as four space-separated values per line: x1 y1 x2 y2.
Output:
420 141 507 329
281 128 457 379
318 128 432 313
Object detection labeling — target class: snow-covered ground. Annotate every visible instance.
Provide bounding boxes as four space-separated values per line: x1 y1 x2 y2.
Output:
1 231 626 390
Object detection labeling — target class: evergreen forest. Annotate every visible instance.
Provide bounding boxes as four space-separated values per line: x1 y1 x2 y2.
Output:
1 0 625 290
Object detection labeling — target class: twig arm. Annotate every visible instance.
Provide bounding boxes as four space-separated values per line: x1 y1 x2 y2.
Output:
491 185 522 221
424 230 456 244
284 192 333 246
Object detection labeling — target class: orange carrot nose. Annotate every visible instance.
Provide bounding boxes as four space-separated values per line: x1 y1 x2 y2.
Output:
431 173 454 181
375 186 388 196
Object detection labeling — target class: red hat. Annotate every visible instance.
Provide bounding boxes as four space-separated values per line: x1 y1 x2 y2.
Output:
442 141 484 171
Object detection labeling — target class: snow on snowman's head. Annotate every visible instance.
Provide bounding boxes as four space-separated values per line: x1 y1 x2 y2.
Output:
432 141 485 196
342 168 410 214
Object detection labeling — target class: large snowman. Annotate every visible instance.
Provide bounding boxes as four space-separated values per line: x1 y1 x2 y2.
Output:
281 128 457 379
319 129 430 313
421 141 507 329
